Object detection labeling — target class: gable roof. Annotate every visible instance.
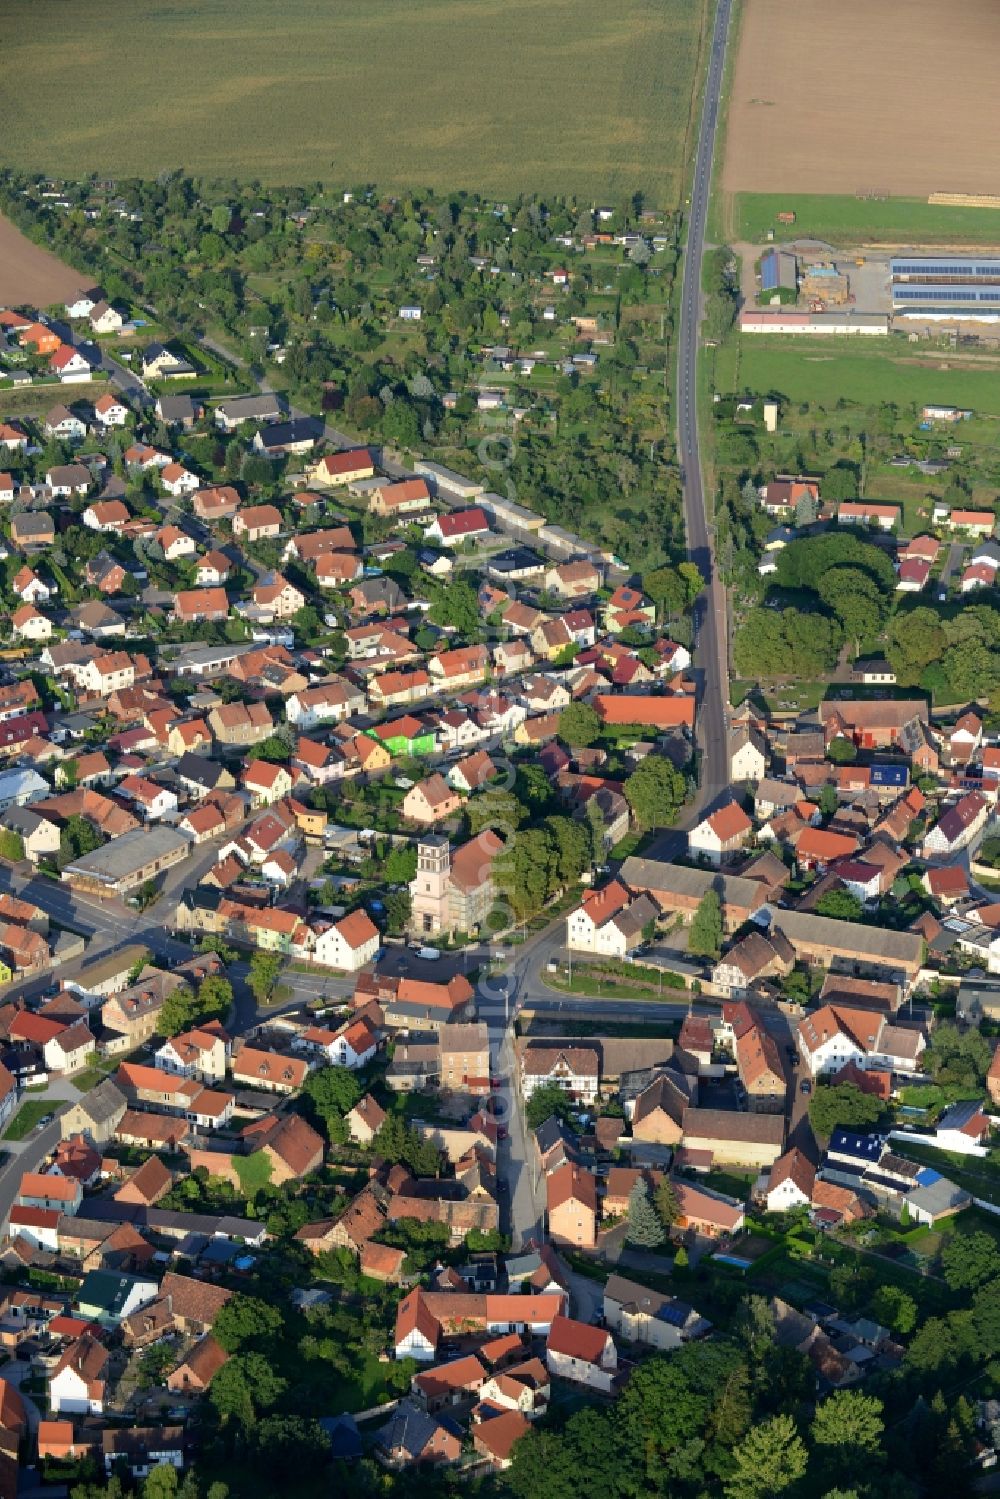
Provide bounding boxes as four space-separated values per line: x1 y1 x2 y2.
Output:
546 1314 609 1364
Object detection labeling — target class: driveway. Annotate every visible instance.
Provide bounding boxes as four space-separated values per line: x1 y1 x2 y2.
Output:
564 1269 604 1324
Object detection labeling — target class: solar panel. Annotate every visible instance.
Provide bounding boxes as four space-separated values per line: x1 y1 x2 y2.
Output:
656 1302 689 1327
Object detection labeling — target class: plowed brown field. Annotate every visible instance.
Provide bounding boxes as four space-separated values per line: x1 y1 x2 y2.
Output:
0 215 90 308
723 0 1000 197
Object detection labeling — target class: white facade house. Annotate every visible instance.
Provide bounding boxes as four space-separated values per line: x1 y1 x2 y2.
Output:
764 1149 815 1213
687 803 754 866
94 395 130 428
545 1317 618 1394
923 792 990 857
154 1027 228 1083
161 464 200 497
310 911 381 971
564 883 657 958
50 1337 109 1415
520 1046 599 1105
66 294 98 319
797 1005 890 1079
730 730 766 783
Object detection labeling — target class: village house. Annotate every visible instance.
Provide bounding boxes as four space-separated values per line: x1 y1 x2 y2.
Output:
688 801 753 866
545 1316 617 1394
402 774 463 827
546 1163 598 1249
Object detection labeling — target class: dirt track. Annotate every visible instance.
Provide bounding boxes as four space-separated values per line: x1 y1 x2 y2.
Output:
0 214 90 307
723 0 1000 196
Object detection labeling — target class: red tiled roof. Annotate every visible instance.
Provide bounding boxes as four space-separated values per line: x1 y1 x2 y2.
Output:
546 1314 609 1364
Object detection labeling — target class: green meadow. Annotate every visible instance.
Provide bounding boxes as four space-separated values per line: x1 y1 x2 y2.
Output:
729 339 1000 416
733 193 1000 248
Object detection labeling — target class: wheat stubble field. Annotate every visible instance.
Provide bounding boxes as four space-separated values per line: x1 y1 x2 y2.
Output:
1 0 708 202
723 0 1000 200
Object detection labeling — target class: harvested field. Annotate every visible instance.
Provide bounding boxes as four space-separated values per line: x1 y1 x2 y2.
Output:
723 0 1000 201
0 214 91 308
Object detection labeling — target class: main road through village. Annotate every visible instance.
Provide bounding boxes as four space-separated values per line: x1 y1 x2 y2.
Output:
492 0 739 1248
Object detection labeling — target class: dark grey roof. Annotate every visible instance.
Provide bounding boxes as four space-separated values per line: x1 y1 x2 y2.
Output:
533 1116 571 1155
377 1399 459 1458
175 752 227 788
77 1078 127 1125
157 394 196 421
0 806 47 837
319 1413 362 1461
216 393 284 423
256 417 323 449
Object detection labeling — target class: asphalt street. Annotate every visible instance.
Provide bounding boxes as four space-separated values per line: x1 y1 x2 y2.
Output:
676 0 734 815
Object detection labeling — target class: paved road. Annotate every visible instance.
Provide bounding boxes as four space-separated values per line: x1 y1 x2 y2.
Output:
49 318 152 409
676 0 735 814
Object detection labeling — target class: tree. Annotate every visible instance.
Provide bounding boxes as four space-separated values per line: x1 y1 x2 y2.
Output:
823 463 861 504
384 889 411 934
214 1295 283 1353
59 813 104 864
142 1468 179 1499
808 1082 882 1139
627 1178 665 1247
673 1245 688 1268
500 826 555 918
887 607 947 684
383 844 417 883
812 1390 884 1451
941 1230 1000 1292
688 889 723 958
643 565 689 617
466 788 527 837
815 889 862 922
429 578 478 635
558 700 601 748
871 1284 918 1335
734 1294 776 1364
542 815 590 886
734 607 841 678
654 1178 681 1228
249 1415 330 1481
159 974 233 1037
302 1065 361 1136
623 754 686 831
525 1083 576 1132
248 951 286 1005
922 1021 991 1087
0 829 23 863
817 783 839 819
826 735 857 764
725 1414 808 1499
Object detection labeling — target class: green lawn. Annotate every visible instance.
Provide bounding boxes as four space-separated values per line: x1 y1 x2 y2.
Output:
733 193 1000 247
3 1099 54 1141
729 338 1000 416
2 0 708 200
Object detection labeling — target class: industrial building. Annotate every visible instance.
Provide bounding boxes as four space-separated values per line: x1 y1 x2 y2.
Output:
890 256 1000 320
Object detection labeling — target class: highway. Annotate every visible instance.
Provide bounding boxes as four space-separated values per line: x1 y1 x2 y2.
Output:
676 0 734 814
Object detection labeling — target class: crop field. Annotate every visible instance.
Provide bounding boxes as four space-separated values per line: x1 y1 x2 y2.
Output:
2 0 708 202
723 339 1000 418
722 0 1000 204
0 214 91 307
